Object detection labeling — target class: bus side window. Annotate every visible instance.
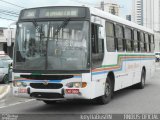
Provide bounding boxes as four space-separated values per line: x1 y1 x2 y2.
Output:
91 23 104 68
125 27 132 52
106 21 115 52
134 30 138 52
144 33 149 52
140 32 145 52
137 31 141 52
115 24 124 52
150 35 155 52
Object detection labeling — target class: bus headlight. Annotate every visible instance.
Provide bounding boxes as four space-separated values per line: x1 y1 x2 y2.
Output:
66 82 87 88
21 82 27 87
74 83 81 88
14 81 27 87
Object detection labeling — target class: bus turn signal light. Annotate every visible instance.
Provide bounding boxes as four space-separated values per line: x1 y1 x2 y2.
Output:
82 82 87 88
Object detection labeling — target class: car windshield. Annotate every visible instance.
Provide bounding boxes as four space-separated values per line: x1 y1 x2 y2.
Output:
0 55 11 60
14 20 89 71
0 60 9 68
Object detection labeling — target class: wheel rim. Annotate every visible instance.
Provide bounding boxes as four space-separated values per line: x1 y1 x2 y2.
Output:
105 82 111 97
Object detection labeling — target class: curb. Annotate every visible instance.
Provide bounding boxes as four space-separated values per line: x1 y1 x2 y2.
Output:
0 85 10 100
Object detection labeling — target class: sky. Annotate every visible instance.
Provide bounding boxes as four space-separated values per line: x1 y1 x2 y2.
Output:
0 0 132 27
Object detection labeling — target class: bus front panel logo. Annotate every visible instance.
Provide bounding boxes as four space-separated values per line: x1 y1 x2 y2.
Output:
43 80 49 86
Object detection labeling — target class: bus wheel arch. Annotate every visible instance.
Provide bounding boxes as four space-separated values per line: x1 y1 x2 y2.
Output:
94 71 115 105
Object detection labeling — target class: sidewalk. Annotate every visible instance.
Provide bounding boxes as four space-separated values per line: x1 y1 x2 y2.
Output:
0 84 10 100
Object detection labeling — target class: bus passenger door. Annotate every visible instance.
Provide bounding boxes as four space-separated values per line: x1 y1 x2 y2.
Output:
91 21 105 97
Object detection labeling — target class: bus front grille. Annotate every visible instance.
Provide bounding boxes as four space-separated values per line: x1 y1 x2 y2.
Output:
30 83 63 89
30 92 64 99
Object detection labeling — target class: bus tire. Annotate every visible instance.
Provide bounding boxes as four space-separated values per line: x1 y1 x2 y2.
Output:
136 69 146 89
43 100 57 104
95 77 113 105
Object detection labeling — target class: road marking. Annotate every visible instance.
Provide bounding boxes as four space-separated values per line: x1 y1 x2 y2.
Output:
0 99 35 109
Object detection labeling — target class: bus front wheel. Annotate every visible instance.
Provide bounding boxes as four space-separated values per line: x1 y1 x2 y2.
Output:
136 69 146 89
95 77 113 105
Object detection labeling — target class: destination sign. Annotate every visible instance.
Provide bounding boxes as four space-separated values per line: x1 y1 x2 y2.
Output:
39 8 79 18
20 7 87 19
21 9 36 19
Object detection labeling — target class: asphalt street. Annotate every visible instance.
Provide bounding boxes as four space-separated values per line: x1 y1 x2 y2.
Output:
0 64 160 114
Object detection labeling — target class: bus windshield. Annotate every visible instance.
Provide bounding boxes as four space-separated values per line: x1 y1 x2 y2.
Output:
14 20 89 71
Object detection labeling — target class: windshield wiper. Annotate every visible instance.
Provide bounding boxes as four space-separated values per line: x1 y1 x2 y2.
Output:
53 18 71 37
32 19 44 36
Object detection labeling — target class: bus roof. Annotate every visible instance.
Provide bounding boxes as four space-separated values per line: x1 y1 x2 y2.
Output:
89 7 154 34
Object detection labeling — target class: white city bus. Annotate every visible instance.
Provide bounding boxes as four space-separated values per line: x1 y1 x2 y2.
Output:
12 6 155 104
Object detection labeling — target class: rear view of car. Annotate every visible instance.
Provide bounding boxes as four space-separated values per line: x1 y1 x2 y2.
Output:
0 54 13 84
155 52 160 62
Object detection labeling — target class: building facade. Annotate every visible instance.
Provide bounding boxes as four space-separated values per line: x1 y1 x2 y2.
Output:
0 27 15 58
132 0 143 25
132 0 160 31
143 0 160 31
100 0 120 16
132 0 160 51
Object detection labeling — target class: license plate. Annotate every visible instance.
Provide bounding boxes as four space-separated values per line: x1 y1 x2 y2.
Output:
18 88 27 93
65 89 79 94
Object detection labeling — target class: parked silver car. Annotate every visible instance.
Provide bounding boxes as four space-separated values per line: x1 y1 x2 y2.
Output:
0 55 12 84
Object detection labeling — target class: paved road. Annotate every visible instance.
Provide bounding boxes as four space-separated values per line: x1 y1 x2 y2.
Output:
0 65 160 114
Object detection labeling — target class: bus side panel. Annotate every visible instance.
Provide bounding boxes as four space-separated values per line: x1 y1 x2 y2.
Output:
103 52 124 91
130 53 141 85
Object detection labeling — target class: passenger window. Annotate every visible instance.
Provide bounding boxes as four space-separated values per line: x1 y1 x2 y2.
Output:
125 27 132 52
137 31 141 51
150 35 155 52
91 23 104 68
145 33 149 52
140 32 145 52
106 21 115 52
134 30 138 52
115 25 124 52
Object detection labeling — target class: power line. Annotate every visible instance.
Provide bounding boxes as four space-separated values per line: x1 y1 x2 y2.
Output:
0 9 19 15
0 12 19 17
0 0 25 9
0 16 16 21
0 4 21 12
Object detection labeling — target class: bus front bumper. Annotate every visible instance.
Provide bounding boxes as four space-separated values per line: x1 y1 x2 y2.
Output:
13 86 91 101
